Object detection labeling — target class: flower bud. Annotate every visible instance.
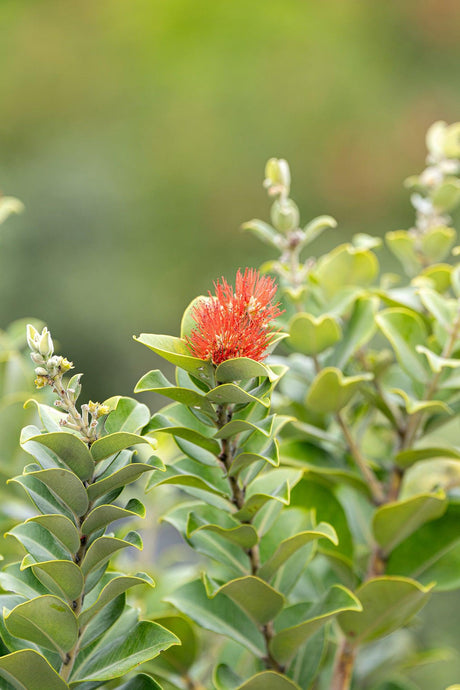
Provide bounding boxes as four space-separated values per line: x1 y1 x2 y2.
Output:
270 199 300 233
38 328 53 356
26 324 39 351
34 366 48 376
30 352 45 364
264 158 291 195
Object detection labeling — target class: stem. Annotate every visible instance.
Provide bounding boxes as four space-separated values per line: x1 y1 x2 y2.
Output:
331 637 356 690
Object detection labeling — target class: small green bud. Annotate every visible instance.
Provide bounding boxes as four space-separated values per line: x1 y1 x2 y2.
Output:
264 158 291 195
270 199 299 233
26 324 40 351
38 328 53 356
30 352 45 365
34 366 48 376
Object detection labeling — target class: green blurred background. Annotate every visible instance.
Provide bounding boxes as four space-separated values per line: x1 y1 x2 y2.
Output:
0 2 460 686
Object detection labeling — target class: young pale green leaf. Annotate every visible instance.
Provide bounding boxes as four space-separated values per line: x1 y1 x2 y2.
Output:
315 244 379 298
390 388 451 416
4 594 78 655
206 383 270 407
241 219 282 248
327 296 379 369
104 397 150 434
0 649 69 690
372 492 447 554
25 432 94 481
270 585 362 665
385 231 420 275
134 333 214 383
419 288 456 333
305 368 373 415
237 671 301 690
80 533 143 577
81 500 145 535
164 579 265 657
376 308 431 383
416 346 460 374
25 514 80 554
338 576 433 645
87 462 156 501
203 573 285 625
258 523 338 582
215 357 271 383
288 313 341 356
79 574 153 627
90 432 153 463
70 620 179 683
135 370 216 416
26 559 84 602
22 468 88 517
303 215 337 244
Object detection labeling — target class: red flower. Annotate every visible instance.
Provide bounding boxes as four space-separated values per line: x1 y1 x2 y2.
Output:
187 268 283 365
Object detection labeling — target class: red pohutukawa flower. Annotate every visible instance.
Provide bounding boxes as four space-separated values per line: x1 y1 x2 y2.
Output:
187 268 283 365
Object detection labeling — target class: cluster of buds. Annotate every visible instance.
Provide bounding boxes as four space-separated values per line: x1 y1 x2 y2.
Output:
27 324 73 388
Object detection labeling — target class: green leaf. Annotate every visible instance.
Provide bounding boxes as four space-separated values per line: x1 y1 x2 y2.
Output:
288 313 341 356
416 345 460 374
390 388 451 416
134 333 214 382
26 558 84 601
87 462 155 501
4 595 78 655
338 576 433 645
187 514 258 549
376 308 430 382
328 296 379 368
421 226 456 261
90 432 154 462
303 215 337 244
258 523 338 582
147 456 230 498
152 614 198 673
135 370 215 416
234 471 294 522
230 439 280 476
315 244 379 298
400 459 460 497
432 180 460 211
395 447 460 468
22 468 88 517
0 650 69 690
215 418 271 440
70 620 179 683
237 671 301 690
419 288 456 333
0 562 47 599
9 474 75 521
215 357 271 383
206 383 270 407
164 579 265 657
117 674 163 690
270 585 362 664
386 503 460 590
288 628 326 690
305 368 372 414
80 533 143 576
25 514 80 553
146 415 221 455
25 432 94 481
6 522 72 563
241 219 281 248
81 500 145 535
385 231 420 275
79 574 153 627
372 492 447 554
104 397 150 434
203 574 284 625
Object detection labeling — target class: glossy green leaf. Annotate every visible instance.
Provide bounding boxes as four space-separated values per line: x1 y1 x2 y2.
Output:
373 492 447 554
376 308 430 382
79 574 153 627
80 533 143 576
338 577 433 644
147 456 230 498
117 674 163 690
237 671 301 690
305 368 372 414
164 579 265 657
395 447 460 469
215 418 271 440
215 358 271 383
134 333 214 382
90 432 153 463
23 468 88 517
0 649 69 690
258 523 338 582
9 474 75 520
146 415 220 455
187 513 258 549
203 574 285 625
104 397 150 434
234 481 290 523
26 558 84 601
152 614 198 673
230 439 280 476
70 620 179 682
135 370 215 416
4 594 78 654
270 585 361 664
288 313 341 356
81 499 145 535
25 432 94 481
315 244 379 298
87 462 156 501
25 514 80 553
206 383 270 407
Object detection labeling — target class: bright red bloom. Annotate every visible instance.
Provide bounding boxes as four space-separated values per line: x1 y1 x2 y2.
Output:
187 268 283 365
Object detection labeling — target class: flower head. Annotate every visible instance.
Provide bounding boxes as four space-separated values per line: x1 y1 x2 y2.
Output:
187 268 283 365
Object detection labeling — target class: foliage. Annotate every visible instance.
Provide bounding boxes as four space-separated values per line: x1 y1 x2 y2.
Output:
0 326 178 688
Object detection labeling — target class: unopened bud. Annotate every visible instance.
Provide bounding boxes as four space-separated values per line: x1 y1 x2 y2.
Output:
30 352 45 365
38 328 53 356
34 375 48 389
26 324 40 351
270 199 300 233
34 366 48 376
264 158 291 195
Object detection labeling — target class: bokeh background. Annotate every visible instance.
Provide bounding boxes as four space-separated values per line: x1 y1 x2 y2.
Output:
1 1 460 686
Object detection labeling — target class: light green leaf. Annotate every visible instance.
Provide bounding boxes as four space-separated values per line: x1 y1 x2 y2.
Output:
187 515 258 549
421 226 456 261
338 576 433 644
104 397 150 434
81 499 145 535
306 368 372 414
9 474 75 521
288 313 341 356
134 333 214 382
87 462 156 501
70 620 179 682
152 614 198 673
4 595 78 655
134 370 215 416
90 432 153 462
328 296 379 368
22 468 88 517
25 514 80 553
116 674 163 690
372 492 447 554
418 288 456 333
215 358 271 383
376 308 430 382
238 671 301 690
6 522 70 563
416 345 460 374
164 579 265 657
145 415 220 455
0 649 69 690
385 231 420 275
390 388 452 416
241 219 282 248
234 470 297 522
400 459 460 497
206 383 270 407
315 244 379 298
147 456 230 498
270 585 362 664
25 432 94 481
230 439 280 476
79 574 153 627
26 558 84 601
258 523 338 582
395 447 460 469
80 533 143 576
303 215 337 244
203 574 285 625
